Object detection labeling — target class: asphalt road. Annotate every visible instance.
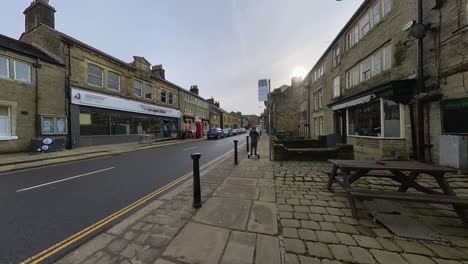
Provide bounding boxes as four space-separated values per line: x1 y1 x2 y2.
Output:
0 134 248 263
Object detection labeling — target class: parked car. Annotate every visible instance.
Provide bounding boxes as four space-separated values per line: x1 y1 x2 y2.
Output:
223 128 233 137
232 129 239 135
240 128 247 133
207 128 224 139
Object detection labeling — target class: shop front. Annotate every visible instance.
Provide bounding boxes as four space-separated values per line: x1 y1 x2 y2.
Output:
71 87 181 147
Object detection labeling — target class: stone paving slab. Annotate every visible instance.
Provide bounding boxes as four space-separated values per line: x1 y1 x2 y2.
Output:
247 201 278 235
162 222 230 264
192 196 252 230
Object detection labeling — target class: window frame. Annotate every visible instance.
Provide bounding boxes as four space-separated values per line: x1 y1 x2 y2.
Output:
333 76 341 98
318 89 323 109
0 105 12 138
87 63 104 88
107 71 121 92
0 57 9 79
13 60 31 83
346 98 405 139
133 80 143 97
333 45 341 67
168 92 174 104
161 90 167 103
144 84 154 100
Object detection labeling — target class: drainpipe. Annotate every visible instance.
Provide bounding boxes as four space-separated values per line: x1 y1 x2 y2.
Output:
34 59 41 138
66 42 73 149
415 0 426 161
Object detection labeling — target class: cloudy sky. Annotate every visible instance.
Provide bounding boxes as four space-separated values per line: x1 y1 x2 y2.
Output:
3 0 363 115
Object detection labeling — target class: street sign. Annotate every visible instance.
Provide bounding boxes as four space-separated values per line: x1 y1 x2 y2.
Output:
258 79 269 102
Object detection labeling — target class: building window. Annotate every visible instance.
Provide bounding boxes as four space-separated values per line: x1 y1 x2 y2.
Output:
313 93 318 111
88 64 103 87
41 116 67 135
169 93 174 104
318 89 323 109
144 84 153 100
345 43 392 89
359 13 371 37
319 116 324 135
347 98 403 138
372 1 382 26
14 61 31 82
361 58 371 81
346 0 392 50
333 45 341 67
0 105 11 137
333 76 340 98
133 80 142 97
108 72 121 91
161 90 167 103
0 57 9 78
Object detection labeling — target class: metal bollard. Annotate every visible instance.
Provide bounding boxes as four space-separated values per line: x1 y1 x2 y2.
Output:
234 140 239 165
191 153 202 208
246 136 249 153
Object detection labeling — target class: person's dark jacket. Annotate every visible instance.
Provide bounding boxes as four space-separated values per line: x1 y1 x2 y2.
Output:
249 130 260 143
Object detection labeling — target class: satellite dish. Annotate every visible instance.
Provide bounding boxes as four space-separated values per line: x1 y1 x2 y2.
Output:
41 145 50 151
409 23 426 39
42 138 53 145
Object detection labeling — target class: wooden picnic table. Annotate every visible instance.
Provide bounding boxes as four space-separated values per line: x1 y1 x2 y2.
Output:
327 159 468 224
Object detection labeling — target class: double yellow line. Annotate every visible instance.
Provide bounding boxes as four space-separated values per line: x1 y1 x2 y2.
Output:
21 171 192 264
21 141 245 264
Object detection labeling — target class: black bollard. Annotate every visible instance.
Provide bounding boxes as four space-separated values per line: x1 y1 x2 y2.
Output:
234 140 239 165
246 136 250 153
191 153 202 208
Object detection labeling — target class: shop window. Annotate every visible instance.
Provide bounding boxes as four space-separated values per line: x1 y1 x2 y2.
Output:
0 105 11 137
110 113 133 135
108 72 120 91
0 57 9 78
41 116 67 135
80 110 110 135
14 61 31 83
169 93 174 104
133 80 142 97
442 97 468 134
333 76 340 98
348 99 402 138
348 100 381 137
88 64 103 87
161 90 167 103
144 84 153 100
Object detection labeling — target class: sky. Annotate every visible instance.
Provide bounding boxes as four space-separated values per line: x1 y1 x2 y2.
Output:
2 0 363 115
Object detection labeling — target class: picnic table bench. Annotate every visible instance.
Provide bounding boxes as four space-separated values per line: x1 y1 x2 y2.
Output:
327 159 468 224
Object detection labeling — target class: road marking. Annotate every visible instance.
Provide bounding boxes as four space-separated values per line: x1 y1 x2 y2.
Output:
20 143 245 264
16 167 115 193
182 147 197 151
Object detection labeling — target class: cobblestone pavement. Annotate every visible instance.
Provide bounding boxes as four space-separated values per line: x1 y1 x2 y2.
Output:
276 161 468 264
54 135 468 264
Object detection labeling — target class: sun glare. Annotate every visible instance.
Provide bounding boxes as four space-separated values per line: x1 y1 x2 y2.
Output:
291 67 307 78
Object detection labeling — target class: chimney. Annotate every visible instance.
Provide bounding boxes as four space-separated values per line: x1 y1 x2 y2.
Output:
24 0 56 32
190 85 199 95
207 97 215 104
215 101 220 108
151 64 165 80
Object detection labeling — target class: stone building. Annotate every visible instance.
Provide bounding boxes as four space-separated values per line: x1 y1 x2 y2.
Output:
207 98 222 129
0 34 65 153
230 111 242 129
303 0 468 164
179 85 209 135
20 0 182 147
270 77 303 136
222 111 234 129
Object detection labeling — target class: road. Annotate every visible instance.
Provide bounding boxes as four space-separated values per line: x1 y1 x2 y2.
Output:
0 134 248 263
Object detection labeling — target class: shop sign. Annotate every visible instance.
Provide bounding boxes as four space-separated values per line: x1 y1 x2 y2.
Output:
71 87 181 118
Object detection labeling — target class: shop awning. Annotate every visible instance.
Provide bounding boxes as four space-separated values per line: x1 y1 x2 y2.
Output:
328 79 416 111
331 94 376 111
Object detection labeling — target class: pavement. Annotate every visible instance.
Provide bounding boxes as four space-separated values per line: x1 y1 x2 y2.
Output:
0 137 203 174
22 135 468 264
1 134 248 263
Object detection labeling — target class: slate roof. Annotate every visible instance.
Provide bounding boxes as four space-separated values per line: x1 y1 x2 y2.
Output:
0 34 64 65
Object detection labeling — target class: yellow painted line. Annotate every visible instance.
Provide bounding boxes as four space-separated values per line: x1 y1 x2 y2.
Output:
21 172 192 264
21 142 244 264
